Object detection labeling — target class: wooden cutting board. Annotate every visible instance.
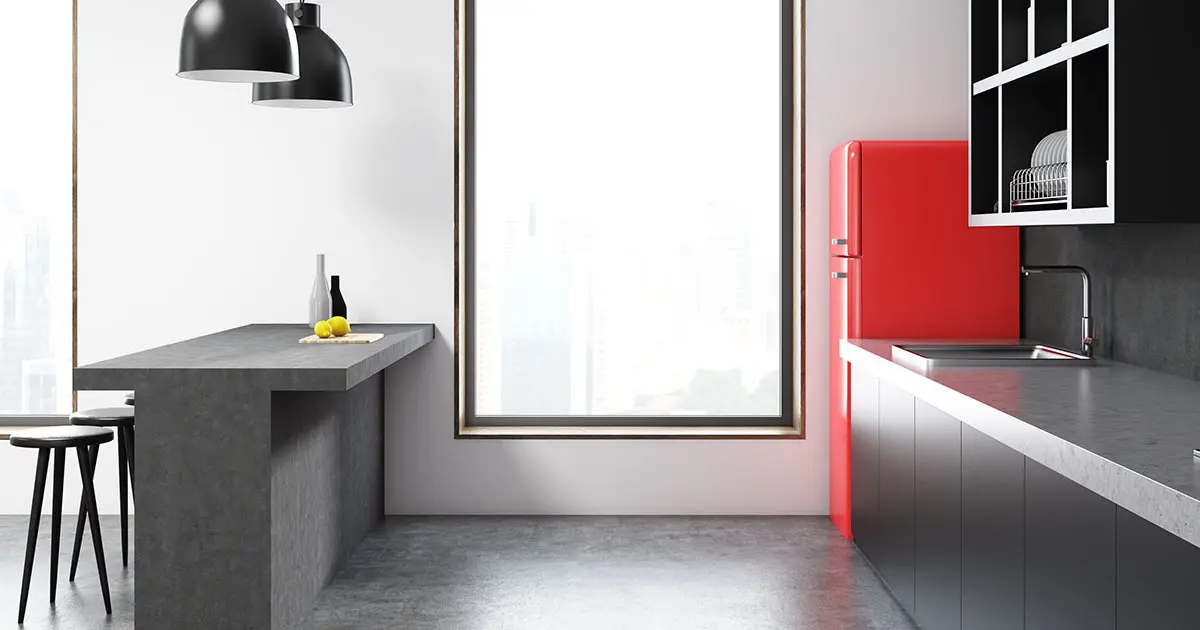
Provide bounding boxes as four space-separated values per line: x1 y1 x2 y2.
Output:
299 333 385 344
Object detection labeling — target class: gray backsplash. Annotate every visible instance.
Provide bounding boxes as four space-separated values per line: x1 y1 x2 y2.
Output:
1022 225 1200 380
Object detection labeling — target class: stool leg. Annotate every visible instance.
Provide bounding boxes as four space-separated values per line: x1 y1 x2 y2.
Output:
50 447 66 604
76 445 112 615
19 448 51 624
124 426 135 500
117 428 129 567
69 443 99 582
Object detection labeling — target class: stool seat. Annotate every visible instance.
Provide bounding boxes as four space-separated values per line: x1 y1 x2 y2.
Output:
70 407 135 428
9 426 114 449
123 393 135 406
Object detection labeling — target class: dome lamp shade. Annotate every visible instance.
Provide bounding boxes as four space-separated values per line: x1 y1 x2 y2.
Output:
252 3 353 108
178 0 300 83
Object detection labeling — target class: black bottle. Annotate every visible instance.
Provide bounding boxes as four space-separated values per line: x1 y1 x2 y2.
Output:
330 275 348 319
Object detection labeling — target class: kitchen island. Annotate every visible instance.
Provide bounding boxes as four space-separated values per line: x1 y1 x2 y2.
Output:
842 338 1200 630
74 324 435 630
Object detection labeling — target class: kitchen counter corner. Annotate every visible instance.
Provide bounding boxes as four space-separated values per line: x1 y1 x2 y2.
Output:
841 338 1200 550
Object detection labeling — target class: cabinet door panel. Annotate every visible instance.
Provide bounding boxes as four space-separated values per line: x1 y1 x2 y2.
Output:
914 401 961 630
877 381 916 613
1025 459 1115 630
1117 507 1200 629
850 369 880 563
961 425 1024 630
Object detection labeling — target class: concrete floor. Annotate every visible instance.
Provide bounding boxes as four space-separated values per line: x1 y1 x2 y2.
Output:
0 516 914 630
302 517 916 630
0 515 133 630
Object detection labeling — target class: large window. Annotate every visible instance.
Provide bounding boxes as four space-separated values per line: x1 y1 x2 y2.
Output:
0 2 74 418
457 0 801 434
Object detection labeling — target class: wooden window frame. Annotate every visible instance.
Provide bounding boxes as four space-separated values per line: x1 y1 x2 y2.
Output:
454 0 805 439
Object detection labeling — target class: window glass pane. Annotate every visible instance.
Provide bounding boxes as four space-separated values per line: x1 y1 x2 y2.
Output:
0 2 73 414
474 0 783 416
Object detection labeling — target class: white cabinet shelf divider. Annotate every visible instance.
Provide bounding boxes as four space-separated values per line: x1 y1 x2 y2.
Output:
974 28 1109 95
968 206 1113 227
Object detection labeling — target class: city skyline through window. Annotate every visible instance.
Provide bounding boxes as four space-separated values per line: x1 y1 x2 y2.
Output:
470 0 789 419
0 1 73 416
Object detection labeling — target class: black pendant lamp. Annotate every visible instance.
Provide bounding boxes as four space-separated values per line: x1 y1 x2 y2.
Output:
178 0 299 82
252 3 353 108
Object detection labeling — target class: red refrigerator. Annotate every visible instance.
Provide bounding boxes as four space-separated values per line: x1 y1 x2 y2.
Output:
829 140 1019 540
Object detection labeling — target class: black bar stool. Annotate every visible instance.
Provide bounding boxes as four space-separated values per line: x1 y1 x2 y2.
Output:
123 392 134 406
69 407 135 571
9 426 114 623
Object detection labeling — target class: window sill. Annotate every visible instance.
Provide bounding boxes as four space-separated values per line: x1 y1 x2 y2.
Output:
0 415 67 439
0 427 40 440
457 426 804 440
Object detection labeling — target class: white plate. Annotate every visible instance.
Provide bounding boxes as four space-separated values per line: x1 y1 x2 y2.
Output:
1032 133 1048 167
1031 136 1047 167
1031 130 1067 167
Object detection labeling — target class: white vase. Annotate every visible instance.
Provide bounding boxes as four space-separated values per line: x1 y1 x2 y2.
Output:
309 254 331 326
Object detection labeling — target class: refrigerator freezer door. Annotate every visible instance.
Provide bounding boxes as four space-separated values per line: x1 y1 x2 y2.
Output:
830 141 862 257
830 255 860 540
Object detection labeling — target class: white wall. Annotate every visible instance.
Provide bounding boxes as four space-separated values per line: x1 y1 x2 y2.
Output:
800 0 969 515
384 0 969 515
0 0 967 515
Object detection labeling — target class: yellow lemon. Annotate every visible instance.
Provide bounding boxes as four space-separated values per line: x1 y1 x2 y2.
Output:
314 321 333 339
328 316 351 337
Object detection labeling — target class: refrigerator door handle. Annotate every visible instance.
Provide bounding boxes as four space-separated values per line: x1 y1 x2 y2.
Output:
832 272 848 279
832 238 848 246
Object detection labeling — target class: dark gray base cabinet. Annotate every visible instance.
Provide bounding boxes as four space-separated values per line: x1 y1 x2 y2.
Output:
849 368 1200 630
913 401 961 630
876 381 916 613
1025 460 1115 630
960 424 1025 630
1117 507 1200 630
850 371 881 564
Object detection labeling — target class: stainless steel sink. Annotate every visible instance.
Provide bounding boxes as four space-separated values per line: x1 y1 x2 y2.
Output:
892 344 1095 368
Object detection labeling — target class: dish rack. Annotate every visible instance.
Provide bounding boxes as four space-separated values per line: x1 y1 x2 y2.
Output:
1009 162 1068 210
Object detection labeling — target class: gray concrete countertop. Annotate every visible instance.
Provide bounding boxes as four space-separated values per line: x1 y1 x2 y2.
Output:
75 323 435 392
70 323 436 627
842 338 1200 549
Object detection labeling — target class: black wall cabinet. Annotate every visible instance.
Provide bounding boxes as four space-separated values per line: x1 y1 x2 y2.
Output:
970 0 1200 226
